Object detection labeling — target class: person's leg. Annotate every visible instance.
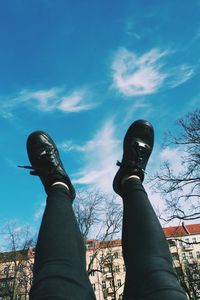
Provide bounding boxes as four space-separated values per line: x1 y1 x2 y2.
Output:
20 131 95 300
121 178 187 300
113 120 187 300
30 184 95 300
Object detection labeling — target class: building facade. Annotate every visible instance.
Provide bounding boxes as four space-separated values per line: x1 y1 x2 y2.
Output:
164 223 200 299
86 240 125 300
0 223 200 300
0 248 34 300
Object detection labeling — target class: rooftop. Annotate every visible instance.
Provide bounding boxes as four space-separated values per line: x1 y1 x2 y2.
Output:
163 223 200 238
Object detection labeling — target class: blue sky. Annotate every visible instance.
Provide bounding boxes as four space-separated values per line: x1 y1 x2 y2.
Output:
0 0 200 239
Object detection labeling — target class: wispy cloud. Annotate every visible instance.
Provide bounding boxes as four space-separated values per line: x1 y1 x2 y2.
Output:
58 91 95 112
167 65 195 88
111 48 195 97
124 20 141 39
0 87 96 118
122 98 153 125
60 120 121 193
34 201 45 220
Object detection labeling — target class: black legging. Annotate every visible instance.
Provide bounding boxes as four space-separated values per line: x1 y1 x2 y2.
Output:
30 185 95 300
122 178 187 300
30 180 187 300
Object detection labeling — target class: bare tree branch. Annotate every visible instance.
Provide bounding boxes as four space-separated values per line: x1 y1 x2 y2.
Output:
0 223 35 299
150 109 200 222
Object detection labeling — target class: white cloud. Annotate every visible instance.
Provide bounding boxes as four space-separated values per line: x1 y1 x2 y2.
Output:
64 120 121 193
122 98 153 124
112 48 167 96
34 201 45 220
18 87 61 111
58 90 95 112
167 65 194 88
0 87 95 118
111 48 194 97
58 140 85 152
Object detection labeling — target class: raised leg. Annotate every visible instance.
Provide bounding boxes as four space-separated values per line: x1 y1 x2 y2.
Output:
30 185 95 300
121 178 187 300
22 131 96 300
113 120 188 300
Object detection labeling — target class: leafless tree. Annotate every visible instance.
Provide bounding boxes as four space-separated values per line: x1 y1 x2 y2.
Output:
151 109 200 222
0 223 35 300
74 189 122 265
74 189 104 240
74 189 124 298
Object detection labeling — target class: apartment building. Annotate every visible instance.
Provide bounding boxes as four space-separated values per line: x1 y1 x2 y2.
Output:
163 223 200 299
86 239 125 300
0 248 34 300
0 223 200 299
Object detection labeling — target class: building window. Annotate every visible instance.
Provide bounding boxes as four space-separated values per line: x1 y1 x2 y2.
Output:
12 265 16 272
168 240 175 247
117 279 122 287
92 284 96 291
102 280 106 289
18 265 23 272
115 265 120 272
118 294 123 300
103 290 107 299
192 237 197 243
86 241 93 249
178 240 183 247
185 238 190 248
123 265 126 272
108 266 112 273
90 270 95 276
3 266 9 275
109 279 114 287
114 252 119 259
100 254 104 261
18 279 23 288
182 252 186 260
189 252 193 259
172 253 179 261
196 251 200 259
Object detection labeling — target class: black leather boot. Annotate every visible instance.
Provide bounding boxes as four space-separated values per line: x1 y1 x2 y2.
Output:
20 131 75 199
113 120 154 196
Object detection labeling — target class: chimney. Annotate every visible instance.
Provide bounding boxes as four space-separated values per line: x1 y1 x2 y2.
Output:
182 222 190 234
